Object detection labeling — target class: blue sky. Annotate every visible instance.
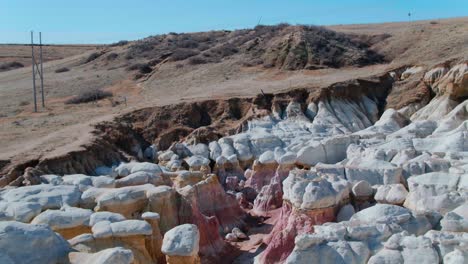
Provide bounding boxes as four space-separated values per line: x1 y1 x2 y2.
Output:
1 0 467 44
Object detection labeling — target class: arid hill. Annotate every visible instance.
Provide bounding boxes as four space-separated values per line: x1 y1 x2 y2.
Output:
0 17 467 168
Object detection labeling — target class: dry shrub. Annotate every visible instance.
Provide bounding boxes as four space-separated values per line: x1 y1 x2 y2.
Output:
170 48 199 61
65 89 113 104
84 52 102 64
188 56 208 65
109 40 129 47
0 61 24 71
106 53 119 60
126 63 152 74
55 67 70 73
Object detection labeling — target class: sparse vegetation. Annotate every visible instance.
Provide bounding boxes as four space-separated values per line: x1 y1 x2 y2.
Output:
55 67 70 73
65 89 113 104
106 53 119 60
170 48 200 61
109 40 129 46
126 63 152 74
119 23 383 70
84 52 103 64
18 100 30 106
188 56 208 65
148 58 163 66
0 61 24 72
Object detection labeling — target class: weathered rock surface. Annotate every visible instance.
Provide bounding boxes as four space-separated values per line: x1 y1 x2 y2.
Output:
0 221 71 264
162 224 201 264
2 71 468 264
404 172 466 214
257 169 350 263
69 247 134 264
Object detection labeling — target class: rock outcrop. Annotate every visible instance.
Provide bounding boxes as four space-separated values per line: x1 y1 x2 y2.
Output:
1 63 468 263
162 224 201 264
0 221 71 264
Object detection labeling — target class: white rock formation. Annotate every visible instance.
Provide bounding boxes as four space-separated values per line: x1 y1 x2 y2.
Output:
162 224 200 263
0 221 70 264
69 247 134 264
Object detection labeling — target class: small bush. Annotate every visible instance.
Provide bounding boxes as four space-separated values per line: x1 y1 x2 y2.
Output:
126 63 152 74
109 40 129 46
65 89 113 104
128 42 154 54
84 52 102 64
19 100 30 106
177 39 199 49
0 61 24 71
106 53 119 60
211 44 238 57
429 21 438 25
170 48 199 61
55 67 70 73
188 56 208 65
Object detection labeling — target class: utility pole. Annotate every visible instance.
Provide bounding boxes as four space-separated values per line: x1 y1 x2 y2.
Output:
31 31 37 112
30 31 45 112
39 32 45 108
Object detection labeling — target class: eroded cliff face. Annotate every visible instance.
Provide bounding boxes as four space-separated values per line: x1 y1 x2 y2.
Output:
0 61 467 264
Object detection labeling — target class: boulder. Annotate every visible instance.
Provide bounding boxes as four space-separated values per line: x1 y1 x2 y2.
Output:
374 184 408 205
130 162 163 174
285 236 370 264
0 221 70 264
68 247 134 264
162 224 200 264
89 212 126 226
404 172 466 214
187 143 210 159
0 184 81 210
296 135 357 166
336 204 355 222
94 184 155 218
115 171 166 188
350 204 412 224
440 204 468 232
345 157 403 185
351 180 373 198
71 220 154 264
0 201 42 222
31 207 93 239
369 235 440 264
185 155 211 173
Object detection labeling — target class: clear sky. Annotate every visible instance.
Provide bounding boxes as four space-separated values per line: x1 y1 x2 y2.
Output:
1 0 467 44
